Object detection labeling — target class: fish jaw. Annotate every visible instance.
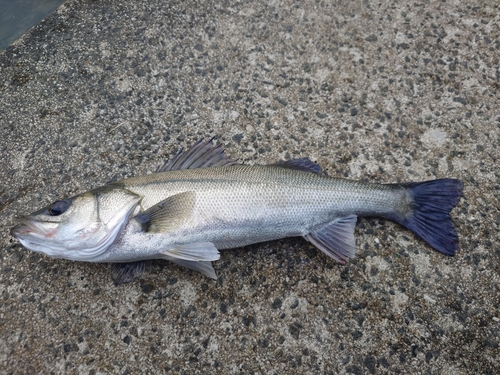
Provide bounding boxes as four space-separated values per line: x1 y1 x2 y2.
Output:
11 219 75 258
11 217 125 261
10 218 107 261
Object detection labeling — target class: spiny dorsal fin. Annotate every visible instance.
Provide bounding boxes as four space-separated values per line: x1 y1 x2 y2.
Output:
134 191 196 233
303 214 358 264
158 138 238 172
273 158 323 174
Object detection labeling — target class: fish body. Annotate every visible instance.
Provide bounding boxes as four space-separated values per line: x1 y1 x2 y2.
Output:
11 139 463 282
99 165 406 261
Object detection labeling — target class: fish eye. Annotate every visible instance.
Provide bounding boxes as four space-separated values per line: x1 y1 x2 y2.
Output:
48 200 70 216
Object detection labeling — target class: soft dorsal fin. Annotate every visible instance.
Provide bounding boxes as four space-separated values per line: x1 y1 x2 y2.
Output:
134 191 196 233
273 158 322 174
303 215 358 264
158 138 238 172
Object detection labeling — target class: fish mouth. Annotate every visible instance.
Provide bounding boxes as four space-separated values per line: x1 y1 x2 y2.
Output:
10 224 26 238
10 219 62 256
10 220 76 259
12 222 37 238
11 219 50 239
11 215 130 262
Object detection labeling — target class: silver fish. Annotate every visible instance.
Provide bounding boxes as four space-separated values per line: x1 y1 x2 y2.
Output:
11 139 463 283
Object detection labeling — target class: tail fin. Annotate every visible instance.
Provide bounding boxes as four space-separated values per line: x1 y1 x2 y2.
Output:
392 179 463 255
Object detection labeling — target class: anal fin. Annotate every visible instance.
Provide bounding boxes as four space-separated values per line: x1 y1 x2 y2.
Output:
303 215 357 264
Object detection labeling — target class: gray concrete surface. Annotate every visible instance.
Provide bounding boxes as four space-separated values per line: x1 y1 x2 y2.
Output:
1 0 499 373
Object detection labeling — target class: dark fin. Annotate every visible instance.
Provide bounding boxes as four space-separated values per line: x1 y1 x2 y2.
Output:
158 138 238 172
274 158 322 174
134 191 195 233
161 242 220 262
391 179 463 255
162 256 217 279
303 215 357 264
112 261 149 285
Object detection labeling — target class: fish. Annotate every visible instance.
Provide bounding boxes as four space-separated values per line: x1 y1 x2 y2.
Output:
10 139 463 284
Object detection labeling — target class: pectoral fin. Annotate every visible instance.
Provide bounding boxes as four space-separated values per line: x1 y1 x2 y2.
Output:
303 215 357 264
134 191 195 233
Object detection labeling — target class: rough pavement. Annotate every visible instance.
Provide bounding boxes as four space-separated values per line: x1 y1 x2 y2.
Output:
0 0 499 373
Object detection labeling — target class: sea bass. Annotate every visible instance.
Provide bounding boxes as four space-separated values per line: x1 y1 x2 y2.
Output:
11 139 463 283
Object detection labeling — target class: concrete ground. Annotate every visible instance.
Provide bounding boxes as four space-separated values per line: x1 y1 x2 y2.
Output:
0 0 499 373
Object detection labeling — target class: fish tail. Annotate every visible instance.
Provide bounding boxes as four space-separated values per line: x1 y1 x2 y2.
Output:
391 179 463 255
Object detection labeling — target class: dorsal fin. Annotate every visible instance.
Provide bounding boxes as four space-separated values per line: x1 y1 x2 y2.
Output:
158 138 238 172
273 158 322 174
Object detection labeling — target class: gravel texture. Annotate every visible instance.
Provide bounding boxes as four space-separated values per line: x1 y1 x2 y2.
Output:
1 0 499 374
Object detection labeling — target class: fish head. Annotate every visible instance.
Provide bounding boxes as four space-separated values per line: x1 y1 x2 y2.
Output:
11 184 141 261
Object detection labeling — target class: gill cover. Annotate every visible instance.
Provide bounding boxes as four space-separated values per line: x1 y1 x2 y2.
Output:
11 184 141 261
